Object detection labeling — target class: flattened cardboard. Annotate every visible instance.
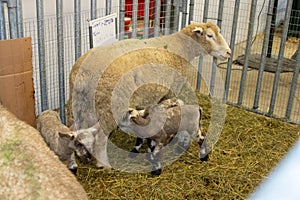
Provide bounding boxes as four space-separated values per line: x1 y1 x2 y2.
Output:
0 37 36 127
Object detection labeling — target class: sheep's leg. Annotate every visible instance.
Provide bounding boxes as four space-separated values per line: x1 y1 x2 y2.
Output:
129 137 145 158
149 142 163 176
67 153 78 174
176 131 191 153
193 129 209 161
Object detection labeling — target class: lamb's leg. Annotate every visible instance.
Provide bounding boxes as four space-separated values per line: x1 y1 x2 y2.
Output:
149 141 163 176
129 137 145 158
193 129 209 161
67 153 78 174
94 132 111 169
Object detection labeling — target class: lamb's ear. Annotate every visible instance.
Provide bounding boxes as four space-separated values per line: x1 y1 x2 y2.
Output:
89 122 101 136
58 131 76 140
193 27 203 37
131 116 151 126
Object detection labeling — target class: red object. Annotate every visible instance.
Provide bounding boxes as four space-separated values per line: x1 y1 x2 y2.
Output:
125 0 156 19
124 17 131 31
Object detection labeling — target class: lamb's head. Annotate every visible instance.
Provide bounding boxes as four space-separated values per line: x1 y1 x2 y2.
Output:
59 123 101 163
181 21 231 60
119 107 151 129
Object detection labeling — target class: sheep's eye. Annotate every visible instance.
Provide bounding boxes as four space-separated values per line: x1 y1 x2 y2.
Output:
207 34 213 38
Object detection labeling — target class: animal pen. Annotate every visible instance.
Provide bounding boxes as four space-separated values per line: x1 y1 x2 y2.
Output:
1 0 299 125
0 0 300 199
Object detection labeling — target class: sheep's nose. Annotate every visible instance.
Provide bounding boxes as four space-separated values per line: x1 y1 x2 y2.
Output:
226 49 231 57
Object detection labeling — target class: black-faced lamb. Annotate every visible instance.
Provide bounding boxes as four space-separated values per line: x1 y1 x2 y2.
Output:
0 105 88 200
118 99 207 175
37 110 98 174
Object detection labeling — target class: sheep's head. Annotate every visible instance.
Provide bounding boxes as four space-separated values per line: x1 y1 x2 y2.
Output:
59 123 101 163
181 21 231 60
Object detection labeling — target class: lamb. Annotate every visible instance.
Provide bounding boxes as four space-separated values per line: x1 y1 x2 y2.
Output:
118 99 207 175
37 110 97 174
0 105 88 200
68 21 230 169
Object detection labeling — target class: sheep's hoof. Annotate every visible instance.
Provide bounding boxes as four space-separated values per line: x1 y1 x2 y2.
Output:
200 154 209 162
69 167 77 175
151 168 162 176
128 149 139 158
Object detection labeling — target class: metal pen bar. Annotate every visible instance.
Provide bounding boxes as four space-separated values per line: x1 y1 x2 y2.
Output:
286 41 300 120
196 0 209 91
7 0 17 39
173 0 180 31
0 1 6 40
154 0 161 37
16 0 23 38
56 0 65 124
119 0 125 40
164 0 171 35
223 0 240 103
91 0 96 20
36 0 48 111
268 0 293 116
180 0 187 29
210 0 224 97
253 0 274 109
188 0 194 24
131 0 138 38
106 0 111 15
237 0 257 105
74 0 81 61
143 0 150 39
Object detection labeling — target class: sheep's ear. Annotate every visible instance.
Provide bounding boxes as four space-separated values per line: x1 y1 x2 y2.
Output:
193 27 203 37
86 122 101 137
58 131 76 140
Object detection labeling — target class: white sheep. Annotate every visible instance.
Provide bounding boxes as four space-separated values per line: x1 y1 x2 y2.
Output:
69 21 230 169
37 110 99 174
118 99 207 175
0 105 88 200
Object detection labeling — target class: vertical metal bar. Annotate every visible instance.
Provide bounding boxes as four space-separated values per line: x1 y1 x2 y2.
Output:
253 0 274 109
164 0 171 35
196 0 209 91
36 0 48 111
56 0 65 124
131 0 138 38
267 0 278 58
0 1 6 40
74 0 81 61
119 0 125 40
91 0 96 20
16 0 23 38
203 0 209 22
180 0 187 29
106 0 111 15
196 55 203 91
143 0 150 39
188 0 194 24
173 0 180 31
237 0 257 105
7 0 17 39
223 0 240 102
268 0 293 116
154 0 161 37
286 41 300 120
210 0 224 97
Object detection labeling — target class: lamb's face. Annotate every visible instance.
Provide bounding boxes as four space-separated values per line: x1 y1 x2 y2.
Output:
73 128 96 161
191 21 231 60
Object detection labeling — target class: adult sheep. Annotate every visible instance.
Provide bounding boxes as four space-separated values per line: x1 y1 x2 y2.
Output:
0 105 88 200
68 21 230 168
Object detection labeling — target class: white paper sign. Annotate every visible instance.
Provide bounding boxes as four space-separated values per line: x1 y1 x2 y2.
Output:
89 13 118 48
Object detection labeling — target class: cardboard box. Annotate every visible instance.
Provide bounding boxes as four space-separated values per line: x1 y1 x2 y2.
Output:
0 37 36 127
